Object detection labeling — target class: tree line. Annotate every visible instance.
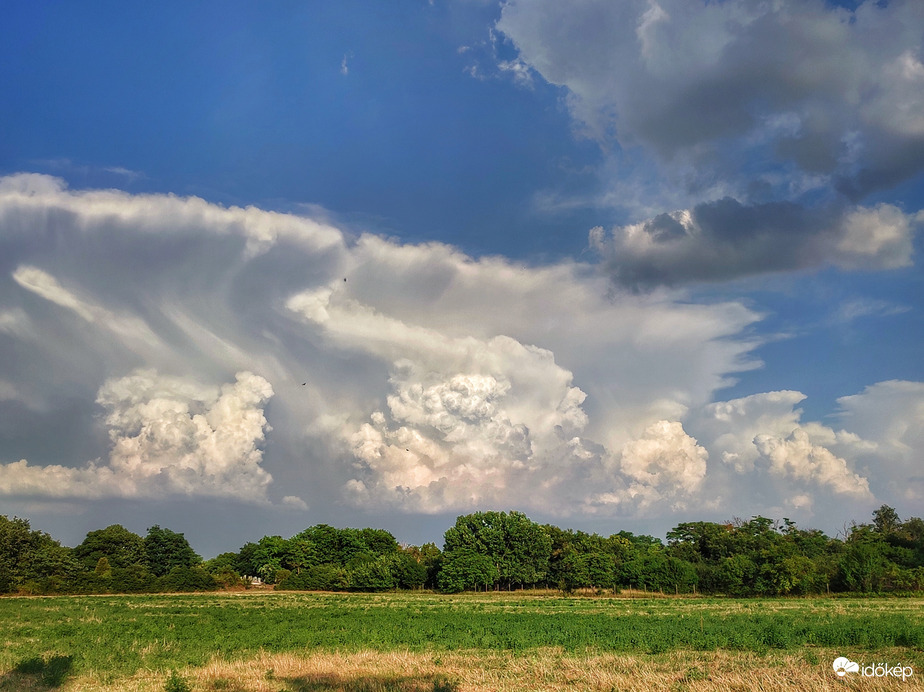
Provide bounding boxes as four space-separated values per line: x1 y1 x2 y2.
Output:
1 505 922 596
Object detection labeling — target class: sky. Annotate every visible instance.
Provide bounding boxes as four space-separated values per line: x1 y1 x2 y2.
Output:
1 0 923 557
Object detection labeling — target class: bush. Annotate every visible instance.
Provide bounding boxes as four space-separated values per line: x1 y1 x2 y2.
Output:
210 568 245 589
159 566 218 592
349 556 397 592
276 563 349 591
111 564 158 593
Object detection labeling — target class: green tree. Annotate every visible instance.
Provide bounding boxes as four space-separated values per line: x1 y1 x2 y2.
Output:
667 521 736 563
391 550 428 590
349 555 397 592
202 552 244 588
0 515 79 593
437 548 498 593
443 511 551 590
251 535 289 583
838 539 887 592
404 542 442 589
73 525 146 570
283 538 319 575
94 557 113 578
159 566 218 592
144 526 200 577
873 505 901 535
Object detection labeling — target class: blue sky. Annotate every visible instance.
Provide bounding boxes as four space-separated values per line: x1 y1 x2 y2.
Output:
1 0 923 556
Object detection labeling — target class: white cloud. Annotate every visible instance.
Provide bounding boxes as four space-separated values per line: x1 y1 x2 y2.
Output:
0 172 344 257
834 380 924 502
0 174 763 518
12 266 98 322
685 388 879 516
288 285 595 512
695 390 807 474
0 309 35 340
12 265 165 353
831 298 910 324
0 370 282 503
617 420 708 510
834 205 921 269
754 429 872 499
0 173 917 524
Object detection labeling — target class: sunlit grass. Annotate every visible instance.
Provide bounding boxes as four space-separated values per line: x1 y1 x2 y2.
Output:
1 592 921 690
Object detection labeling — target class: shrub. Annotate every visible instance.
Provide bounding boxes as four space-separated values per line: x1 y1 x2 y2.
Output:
160 566 219 592
277 563 349 591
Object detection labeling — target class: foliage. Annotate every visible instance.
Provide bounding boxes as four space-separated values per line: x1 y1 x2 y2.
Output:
443 511 552 590
145 525 201 577
437 548 498 593
277 563 349 591
349 555 398 592
159 566 219 592
0 505 922 596
0 515 79 593
73 524 146 570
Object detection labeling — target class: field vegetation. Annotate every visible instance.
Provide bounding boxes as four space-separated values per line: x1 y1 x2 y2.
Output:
0 592 922 690
2 505 923 688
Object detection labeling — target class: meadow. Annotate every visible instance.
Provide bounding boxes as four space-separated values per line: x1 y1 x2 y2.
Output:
1 591 922 691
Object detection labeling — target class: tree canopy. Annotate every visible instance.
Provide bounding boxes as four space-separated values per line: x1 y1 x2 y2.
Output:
0 504 921 596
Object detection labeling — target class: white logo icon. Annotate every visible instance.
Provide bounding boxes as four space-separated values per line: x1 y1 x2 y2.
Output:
833 657 859 677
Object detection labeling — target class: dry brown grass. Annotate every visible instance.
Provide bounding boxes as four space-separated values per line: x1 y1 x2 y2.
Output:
15 648 920 692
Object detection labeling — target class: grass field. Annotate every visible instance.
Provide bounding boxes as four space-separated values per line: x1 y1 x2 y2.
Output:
1 591 922 690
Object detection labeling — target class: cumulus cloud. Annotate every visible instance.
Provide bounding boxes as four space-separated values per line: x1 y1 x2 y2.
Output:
288 282 596 512
0 370 280 502
616 420 708 510
590 200 921 288
496 0 924 286
834 380 924 502
289 277 739 516
754 429 872 499
497 0 924 191
695 390 808 474
0 174 763 518
0 173 915 524
696 389 876 488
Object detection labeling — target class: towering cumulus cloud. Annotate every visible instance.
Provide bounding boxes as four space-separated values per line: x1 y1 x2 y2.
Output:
0 174 915 524
0 370 275 502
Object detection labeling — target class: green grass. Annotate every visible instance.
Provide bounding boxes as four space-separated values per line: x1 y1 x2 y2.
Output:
1 592 922 681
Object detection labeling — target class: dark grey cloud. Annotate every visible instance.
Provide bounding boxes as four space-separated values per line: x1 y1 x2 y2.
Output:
498 0 924 195
590 198 919 289
498 0 924 282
